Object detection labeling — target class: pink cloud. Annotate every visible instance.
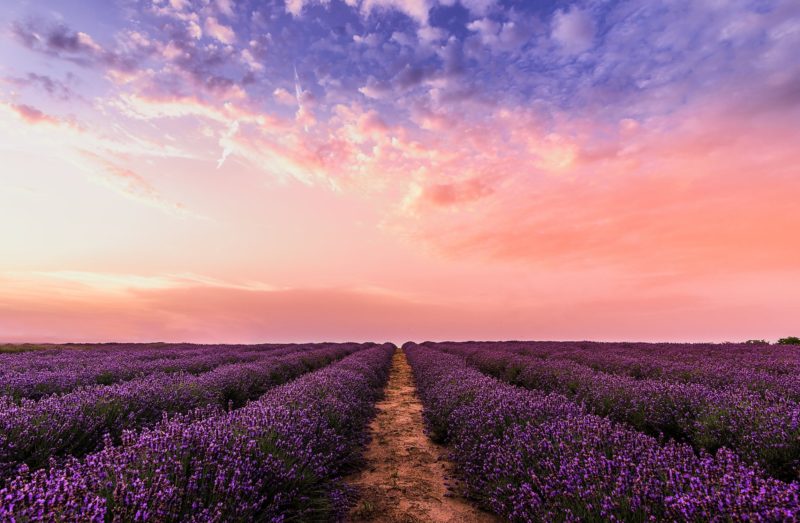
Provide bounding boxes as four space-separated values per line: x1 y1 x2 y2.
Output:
7 103 63 125
2 273 798 343
0 276 476 343
82 153 189 215
215 0 235 17
273 87 296 106
417 176 494 207
406 100 800 280
204 17 235 44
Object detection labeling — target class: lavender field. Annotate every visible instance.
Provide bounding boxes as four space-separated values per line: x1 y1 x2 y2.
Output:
0 341 799 521
3 0 799 519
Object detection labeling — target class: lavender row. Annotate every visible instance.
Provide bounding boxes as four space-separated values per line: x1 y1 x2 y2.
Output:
0 343 297 401
530 341 800 372
0 344 395 522
0 343 234 375
0 343 367 484
482 341 800 401
405 343 800 521
433 342 800 481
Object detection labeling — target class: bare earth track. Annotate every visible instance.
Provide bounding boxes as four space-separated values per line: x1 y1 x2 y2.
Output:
347 350 498 523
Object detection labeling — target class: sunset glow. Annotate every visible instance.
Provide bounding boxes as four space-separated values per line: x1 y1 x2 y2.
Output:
1 0 799 343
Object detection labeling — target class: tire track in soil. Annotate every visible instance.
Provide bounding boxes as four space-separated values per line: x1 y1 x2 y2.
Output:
347 349 498 523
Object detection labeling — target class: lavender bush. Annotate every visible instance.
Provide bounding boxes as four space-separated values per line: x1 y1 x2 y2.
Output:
0 343 295 400
433 342 800 481
0 343 367 484
0 344 394 521
428 341 800 399
405 343 800 521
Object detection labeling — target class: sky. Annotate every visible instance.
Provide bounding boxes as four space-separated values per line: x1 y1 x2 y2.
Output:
0 0 799 344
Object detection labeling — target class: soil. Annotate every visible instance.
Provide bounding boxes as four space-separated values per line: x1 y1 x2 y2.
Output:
346 349 498 523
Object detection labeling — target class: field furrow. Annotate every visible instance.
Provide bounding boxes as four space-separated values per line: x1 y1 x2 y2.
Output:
347 349 497 523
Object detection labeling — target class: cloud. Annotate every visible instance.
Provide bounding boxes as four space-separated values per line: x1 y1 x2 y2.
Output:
466 17 500 44
361 0 432 24
4 103 64 126
417 25 446 44
81 153 191 216
4 270 800 343
0 273 485 343
273 87 297 105
391 31 416 47
4 271 275 295
215 0 236 17
3 73 77 101
551 6 596 53
10 14 245 102
400 93 800 279
466 17 528 52
187 20 203 39
394 64 432 89
356 109 389 136
11 20 141 71
241 49 263 72
111 92 230 122
457 0 495 16
284 0 433 24
416 176 494 207
0 98 202 218
216 120 240 168
359 60 441 100
204 16 236 44
353 32 382 46
284 0 307 17
358 76 393 99
0 98 199 163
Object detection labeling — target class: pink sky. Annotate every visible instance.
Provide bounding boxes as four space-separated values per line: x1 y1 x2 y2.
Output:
1 0 799 343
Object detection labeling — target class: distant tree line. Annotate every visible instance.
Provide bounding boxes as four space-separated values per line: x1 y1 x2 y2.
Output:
744 337 800 345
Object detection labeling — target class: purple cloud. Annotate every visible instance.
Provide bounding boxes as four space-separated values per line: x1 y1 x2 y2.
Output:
551 6 596 54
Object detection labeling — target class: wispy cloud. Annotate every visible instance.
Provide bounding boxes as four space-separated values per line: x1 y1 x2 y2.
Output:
5 102 65 126
2 73 79 101
81 153 194 217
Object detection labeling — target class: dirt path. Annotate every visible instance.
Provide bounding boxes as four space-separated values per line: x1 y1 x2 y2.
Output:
347 350 498 523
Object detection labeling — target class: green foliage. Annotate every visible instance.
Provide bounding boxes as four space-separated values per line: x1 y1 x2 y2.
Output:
777 336 800 345
0 343 51 353
744 339 768 345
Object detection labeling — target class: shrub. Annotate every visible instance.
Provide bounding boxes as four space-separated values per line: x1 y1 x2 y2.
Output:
777 336 800 345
